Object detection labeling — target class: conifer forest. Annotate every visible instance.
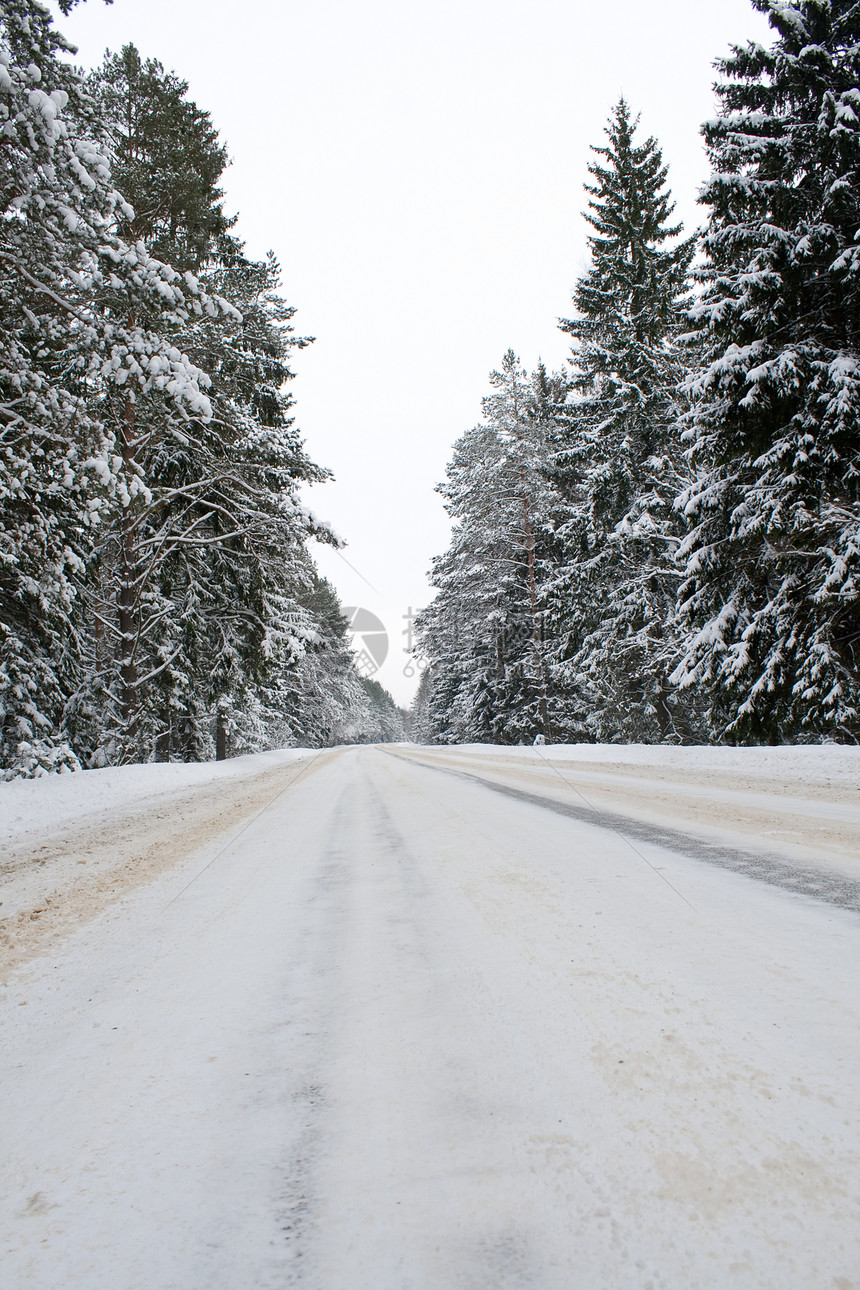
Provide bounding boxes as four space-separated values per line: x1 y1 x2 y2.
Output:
0 0 404 777
2 0 860 777
416 2 860 748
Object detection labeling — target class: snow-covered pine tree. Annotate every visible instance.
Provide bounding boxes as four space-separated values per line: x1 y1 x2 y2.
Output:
78 48 336 763
184 245 334 757
355 677 407 743
0 1 221 777
417 429 509 744
417 353 564 744
552 99 699 743
0 1 93 776
38 43 244 766
675 0 860 743
407 666 435 744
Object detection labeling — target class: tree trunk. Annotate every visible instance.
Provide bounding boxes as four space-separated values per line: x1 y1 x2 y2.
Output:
653 669 672 742
216 708 228 761
154 723 171 762
117 391 140 751
519 465 552 741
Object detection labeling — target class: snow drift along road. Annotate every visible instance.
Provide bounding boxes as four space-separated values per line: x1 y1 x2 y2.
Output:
1 743 859 1289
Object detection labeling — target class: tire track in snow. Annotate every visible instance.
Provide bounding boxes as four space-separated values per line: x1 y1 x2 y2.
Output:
386 749 860 914
363 777 556 1279
308 755 556 1285
269 779 360 1287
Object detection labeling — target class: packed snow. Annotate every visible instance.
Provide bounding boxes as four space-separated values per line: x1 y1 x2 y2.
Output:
1 743 859 1288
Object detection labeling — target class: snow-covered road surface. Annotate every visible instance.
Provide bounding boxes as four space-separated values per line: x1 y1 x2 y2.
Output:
2 744 859 1289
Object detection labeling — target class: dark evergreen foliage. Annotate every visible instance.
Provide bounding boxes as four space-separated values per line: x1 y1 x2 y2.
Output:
549 100 701 743
417 53 860 748
89 46 232 272
675 0 860 742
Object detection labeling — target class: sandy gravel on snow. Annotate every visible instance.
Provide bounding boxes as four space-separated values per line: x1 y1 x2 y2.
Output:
0 751 328 977
2 742 857 978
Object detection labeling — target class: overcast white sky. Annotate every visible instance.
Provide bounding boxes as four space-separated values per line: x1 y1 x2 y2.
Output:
57 0 772 705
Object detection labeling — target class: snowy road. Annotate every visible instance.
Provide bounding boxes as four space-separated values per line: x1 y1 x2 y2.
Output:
2 745 859 1289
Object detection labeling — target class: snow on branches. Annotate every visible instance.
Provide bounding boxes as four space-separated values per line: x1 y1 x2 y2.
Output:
1 2 376 774
675 0 860 742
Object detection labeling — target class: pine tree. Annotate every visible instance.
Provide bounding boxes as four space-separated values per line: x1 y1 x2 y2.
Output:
552 100 698 743
0 1 221 776
259 573 370 749
140 244 329 763
407 666 435 743
417 354 565 744
76 48 334 764
676 0 860 743
90 45 232 273
0 1 92 774
204 248 330 754
355 677 407 743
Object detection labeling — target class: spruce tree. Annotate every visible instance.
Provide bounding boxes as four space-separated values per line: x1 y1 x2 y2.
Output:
241 572 370 751
677 0 860 742
184 247 331 757
553 100 698 743
355 677 407 743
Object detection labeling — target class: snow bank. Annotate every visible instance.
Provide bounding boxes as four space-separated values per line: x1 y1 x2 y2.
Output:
0 748 314 848
448 741 860 786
